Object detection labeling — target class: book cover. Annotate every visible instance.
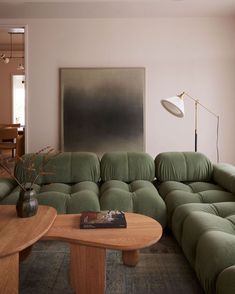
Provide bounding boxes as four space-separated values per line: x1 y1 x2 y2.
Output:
80 210 127 229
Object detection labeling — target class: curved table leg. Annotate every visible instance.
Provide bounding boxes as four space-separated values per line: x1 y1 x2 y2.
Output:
122 250 140 267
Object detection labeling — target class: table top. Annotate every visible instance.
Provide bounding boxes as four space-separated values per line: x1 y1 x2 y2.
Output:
44 212 162 250
0 205 57 258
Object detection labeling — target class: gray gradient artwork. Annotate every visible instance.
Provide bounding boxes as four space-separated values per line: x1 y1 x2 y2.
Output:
60 68 145 154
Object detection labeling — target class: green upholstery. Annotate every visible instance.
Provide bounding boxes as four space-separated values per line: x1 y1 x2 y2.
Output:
0 178 16 200
0 185 22 204
171 202 235 294
155 151 235 294
15 152 100 184
101 152 155 182
99 152 167 227
155 152 213 182
35 192 68 214
156 152 235 227
0 151 166 226
67 182 100 213
172 202 235 269
196 231 235 294
100 180 167 226
165 189 234 226
216 266 235 294
158 181 224 200
2 152 101 214
172 202 235 244
182 211 235 267
213 163 235 194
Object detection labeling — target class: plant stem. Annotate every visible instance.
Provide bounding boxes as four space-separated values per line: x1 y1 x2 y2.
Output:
0 162 26 191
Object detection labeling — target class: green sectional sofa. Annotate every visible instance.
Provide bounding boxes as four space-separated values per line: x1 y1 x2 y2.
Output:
1 150 235 293
0 151 167 227
155 151 235 294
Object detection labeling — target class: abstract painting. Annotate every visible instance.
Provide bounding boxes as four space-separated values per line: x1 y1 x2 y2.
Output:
60 67 145 155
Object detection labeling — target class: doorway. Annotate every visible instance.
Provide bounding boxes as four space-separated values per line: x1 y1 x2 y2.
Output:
0 25 27 153
12 74 25 126
0 26 25 125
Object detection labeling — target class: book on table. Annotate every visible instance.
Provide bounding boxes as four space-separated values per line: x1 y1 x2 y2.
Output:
80 210 127 229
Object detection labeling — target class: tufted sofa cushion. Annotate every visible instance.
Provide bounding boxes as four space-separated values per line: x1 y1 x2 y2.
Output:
174 203 235 261
101 152 155 182
15 152 100 185
99 179 166 226
196 231 235 294
169 203 235 294
2 152 101 214
0 181 100 214
155 152 213 182
155 152 235 227
100 152 167 227
0 178 16 201
172 202 235 245
164 186 234 227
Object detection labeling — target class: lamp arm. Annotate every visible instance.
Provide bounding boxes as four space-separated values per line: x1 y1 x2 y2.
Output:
179 91 220 162
180 91 219 118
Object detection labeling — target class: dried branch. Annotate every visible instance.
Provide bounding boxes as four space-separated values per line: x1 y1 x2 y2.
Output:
0 160 26 191
0 146 60 191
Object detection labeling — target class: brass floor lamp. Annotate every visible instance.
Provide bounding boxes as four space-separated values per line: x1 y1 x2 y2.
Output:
161 91 220 162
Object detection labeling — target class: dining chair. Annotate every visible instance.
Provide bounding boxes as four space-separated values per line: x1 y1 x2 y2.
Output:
0 123 21 128
0 127 18 158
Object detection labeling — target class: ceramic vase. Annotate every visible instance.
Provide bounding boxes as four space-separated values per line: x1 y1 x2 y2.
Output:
16 188 38 218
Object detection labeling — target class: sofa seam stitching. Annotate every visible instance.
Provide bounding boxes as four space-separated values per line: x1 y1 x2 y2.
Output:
197 192 204 202
182 152 188 181
211 203 220 216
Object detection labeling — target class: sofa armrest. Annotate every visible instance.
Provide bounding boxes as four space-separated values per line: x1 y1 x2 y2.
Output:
213 163 235 194
0 178 17 201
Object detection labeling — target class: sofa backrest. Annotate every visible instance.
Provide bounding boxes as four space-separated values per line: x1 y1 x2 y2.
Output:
155 152 213 182
15 152 100 184
213 163 235 194
101 152 155 182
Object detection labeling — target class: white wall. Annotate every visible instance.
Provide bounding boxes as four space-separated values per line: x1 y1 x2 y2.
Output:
1 17 235 163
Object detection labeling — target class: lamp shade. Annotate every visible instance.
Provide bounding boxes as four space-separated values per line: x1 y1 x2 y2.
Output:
161 96 185 118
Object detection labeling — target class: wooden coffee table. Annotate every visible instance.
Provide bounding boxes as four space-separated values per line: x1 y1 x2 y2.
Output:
0 205 57 294
43 212 162 294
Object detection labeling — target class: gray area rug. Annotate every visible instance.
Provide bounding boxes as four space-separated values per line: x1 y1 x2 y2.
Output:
20 230 204 294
